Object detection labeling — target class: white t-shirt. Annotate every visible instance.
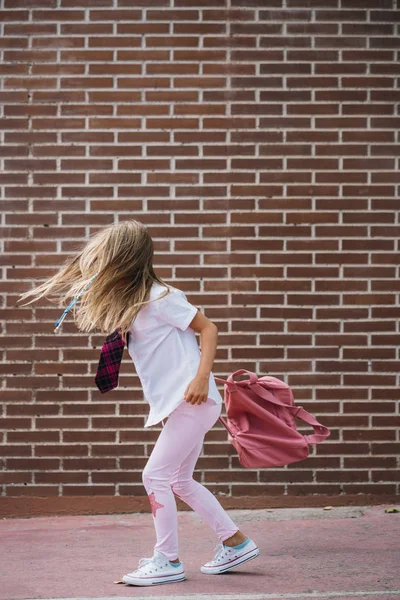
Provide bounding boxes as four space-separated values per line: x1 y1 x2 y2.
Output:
127 281 223 428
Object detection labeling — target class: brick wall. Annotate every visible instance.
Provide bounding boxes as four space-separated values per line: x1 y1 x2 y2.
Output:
1 0 399 513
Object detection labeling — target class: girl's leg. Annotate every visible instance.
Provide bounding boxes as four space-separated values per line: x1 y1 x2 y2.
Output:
142 400 215 560
142 398 238 561
170 438 239 544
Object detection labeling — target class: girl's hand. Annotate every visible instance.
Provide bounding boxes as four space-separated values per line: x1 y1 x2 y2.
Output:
184 374 209 405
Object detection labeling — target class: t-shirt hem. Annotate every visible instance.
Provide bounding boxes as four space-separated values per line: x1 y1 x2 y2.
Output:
144 396 185 428
181 304 198 331
144 392 222 428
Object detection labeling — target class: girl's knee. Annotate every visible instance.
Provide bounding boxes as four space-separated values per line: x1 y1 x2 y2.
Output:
143 467 171 491
170 477 197 497
142 467 156 489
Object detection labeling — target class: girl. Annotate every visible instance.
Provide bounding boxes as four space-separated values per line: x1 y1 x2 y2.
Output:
18 220 259 586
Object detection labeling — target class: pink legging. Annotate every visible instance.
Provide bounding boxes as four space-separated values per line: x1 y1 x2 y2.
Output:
142 396 240 560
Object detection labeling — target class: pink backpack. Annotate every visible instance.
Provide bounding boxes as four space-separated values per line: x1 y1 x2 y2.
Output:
214 369 331 468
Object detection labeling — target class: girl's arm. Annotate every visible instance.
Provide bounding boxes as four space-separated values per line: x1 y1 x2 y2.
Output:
184 311 218 405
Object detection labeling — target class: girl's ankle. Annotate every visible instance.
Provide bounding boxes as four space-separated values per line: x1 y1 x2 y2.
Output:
224 534 248 547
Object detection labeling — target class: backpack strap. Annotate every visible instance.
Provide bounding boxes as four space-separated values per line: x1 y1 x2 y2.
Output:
250 382 330 445
214 369 258 386
214 376 234 385
214 376 237 392
218 415 235 437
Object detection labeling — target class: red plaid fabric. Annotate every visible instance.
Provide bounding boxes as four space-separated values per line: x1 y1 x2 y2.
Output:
95 329 130 394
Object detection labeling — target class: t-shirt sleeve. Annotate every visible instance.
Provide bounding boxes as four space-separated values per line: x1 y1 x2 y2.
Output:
157 289 198 331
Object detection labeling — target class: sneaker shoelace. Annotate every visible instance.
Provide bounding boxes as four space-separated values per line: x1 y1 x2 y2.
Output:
135 555 168 574
210 541 244 564
137 557 153 569
211 543 227 562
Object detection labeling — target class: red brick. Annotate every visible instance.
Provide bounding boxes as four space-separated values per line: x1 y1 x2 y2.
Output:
231 50 283 61
61 104 113 116
33 91 86 103
176 186 227 197
0 91 29 103
33 118 86 129
315 36 367 48
89 36 141 48
260 117 311 128
117 77 170 89
148 9 199 20
32 37 85 49
119 104 170 117
146 36 199 48
204 90 255 102
0 38 28 49
118 132 170 143
60 50 114 62
147 63 199 76
287 23 338 34
88 118 141 129
33 9 85 20
61 159 112 170
206 7 254 19
4 23 57 35
33 64 85 76
0 9 29 20
119 159 170 170
147 146 198 156
0 65 28 76
5 78 57 89
204 172 255 184
146 90 198 102
174 103 226 116
175 159 227 170
89 9 141 20
260 144 311 156
88 91 141 103
287 103 339 115
342 76 394 88
370 37 400 49
61 23 113 35
287 49 338 61
260 63 311 75
62 132 113 143
315 10 366 20
4 105 57 117
61 77 113 88
61 187 113 198
4 50 57 62
0 146 29 158
260 36 311 48
175 131 227 143
5 159 57 171
315 63 366 75
232 76 283 88
173 77 226 88
147 172 199 184
89 145 141 157
174 23 225 35
204 36 257 49
343 131 393 142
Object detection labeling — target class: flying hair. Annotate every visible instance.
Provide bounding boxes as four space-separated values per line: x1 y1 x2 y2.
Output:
17 220 170 342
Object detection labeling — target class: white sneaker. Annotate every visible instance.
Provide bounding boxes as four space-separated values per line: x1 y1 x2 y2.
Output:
201 537 259 575
122 549 185 586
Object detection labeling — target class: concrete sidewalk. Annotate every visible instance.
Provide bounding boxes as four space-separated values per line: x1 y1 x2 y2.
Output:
1 504 399 600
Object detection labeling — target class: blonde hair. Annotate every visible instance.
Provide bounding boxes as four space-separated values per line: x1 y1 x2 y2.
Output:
17 220 170 341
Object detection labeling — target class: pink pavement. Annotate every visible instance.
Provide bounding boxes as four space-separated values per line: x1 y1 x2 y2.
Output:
1 504 399 600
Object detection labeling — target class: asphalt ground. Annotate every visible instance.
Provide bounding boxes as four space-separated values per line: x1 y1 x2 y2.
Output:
1 504 399 600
